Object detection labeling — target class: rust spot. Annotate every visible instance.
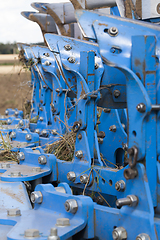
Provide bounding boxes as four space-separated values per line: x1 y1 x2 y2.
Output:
54 117 57 122
98 23 108 27
136 72 142 80
135 59 141 66
80 81 86 97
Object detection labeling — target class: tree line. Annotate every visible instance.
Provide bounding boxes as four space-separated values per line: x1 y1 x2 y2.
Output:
0 42 44 54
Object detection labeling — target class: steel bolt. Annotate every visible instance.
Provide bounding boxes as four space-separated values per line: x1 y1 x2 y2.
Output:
43 85 47 89
44 52 50 57
48 228 60 240
136 103 146 113
10 131 16 139
55 88 60 93
38 155 47 165
30 191 43 204
80 174 89 184
64 44 72 51
17 152 25 161
7 119 12 125
96 196 104 205
1 163 10 168
116 195 138 208
14 111 19 117
56 218 70 227
115 180 126 192
32 167 41 172
35 129 40 134
98 138 103 144
44 60 51 66
136 233 151 240
65 199 78 214
25 134 32 141
97 131 105 138
52 129 57 135
7 208 21 216
109 125 117 132
10 171 21 177
24 229 40 238
39 117 43 121
108 27 119 36
40 129 48 137
5 110 9 116
68 57 76 63
112 227 127 240
39 107 43 111
18 120 24 127
95 63 99 69
114 90 121 98
67 171 76 182
103 108 111 113
78 133 82 140
75 150 83 159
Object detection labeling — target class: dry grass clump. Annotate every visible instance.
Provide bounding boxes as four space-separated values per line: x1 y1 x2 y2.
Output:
45 130 76 161
0 132 18 162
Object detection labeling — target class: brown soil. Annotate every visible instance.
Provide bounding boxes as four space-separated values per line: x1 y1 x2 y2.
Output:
0 69 31 115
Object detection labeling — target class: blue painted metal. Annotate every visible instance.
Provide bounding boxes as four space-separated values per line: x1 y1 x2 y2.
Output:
2 2 160 240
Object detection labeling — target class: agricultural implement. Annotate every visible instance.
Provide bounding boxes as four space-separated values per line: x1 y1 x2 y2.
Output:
1 0 160 239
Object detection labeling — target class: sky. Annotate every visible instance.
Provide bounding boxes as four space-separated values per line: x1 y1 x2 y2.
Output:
0 0 68 44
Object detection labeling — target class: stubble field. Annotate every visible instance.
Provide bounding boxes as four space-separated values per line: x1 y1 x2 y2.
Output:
0 54 31 114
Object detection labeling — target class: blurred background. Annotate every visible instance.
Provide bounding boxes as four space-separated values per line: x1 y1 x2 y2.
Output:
0 0 67 114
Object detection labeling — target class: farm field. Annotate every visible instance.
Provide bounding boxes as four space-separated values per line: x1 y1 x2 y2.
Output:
0 54 32 114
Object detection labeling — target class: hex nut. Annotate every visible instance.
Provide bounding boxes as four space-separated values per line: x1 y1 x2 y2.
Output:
39 117 43 121
64 44 72 51
108 27 119 36
67 171 76 182
48 228 60 240
7 208 21 216
14 111 19 117
136 233 151 240
56 218 70 227
19 120 24 126
112 227 127 240
32 167 41 172
25 134 32 141
17 152 25 161
10 171 21 177
115 180 125 192
35 129 40 134
24 229 40 238
1 163 10 168
7 119 12 125
68 57 76 63
65 199 78 214
5 110 9 116
10 131 16 139
30 191 43 204
75 150 83 159
52 129 57 135
80 174 89 184
38 155 47 165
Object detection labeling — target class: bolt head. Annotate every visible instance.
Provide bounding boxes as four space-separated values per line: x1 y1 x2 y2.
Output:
136 103 146 113
35 129 40 134
14 111 19 117
41 130 48 137
17 152 25 161
114 90 121 98
103 108 111 113
39 117 43 121
25 134 32 141
80 174 89 184
5 110 9 116
64 44 72 51
38 155 47 165
67 171 76 182
52 129 57 135
108 27 119 36
18 120 24 126
7 208 21 216
136 234 150 240
98 138 103 144
68 57 76 63
44 60 51 66
75 150 83 159
44 52 50 57
24 229 40 238
112 227 127 240
10 171 21 177
109 125 117 132
32 167 41 172
30 191 43 204
115 180 125 192
56 218 70 227
10 131 16 139
1 163 10 168
7 119 12 125
65 199 78 214
95 63 99 69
